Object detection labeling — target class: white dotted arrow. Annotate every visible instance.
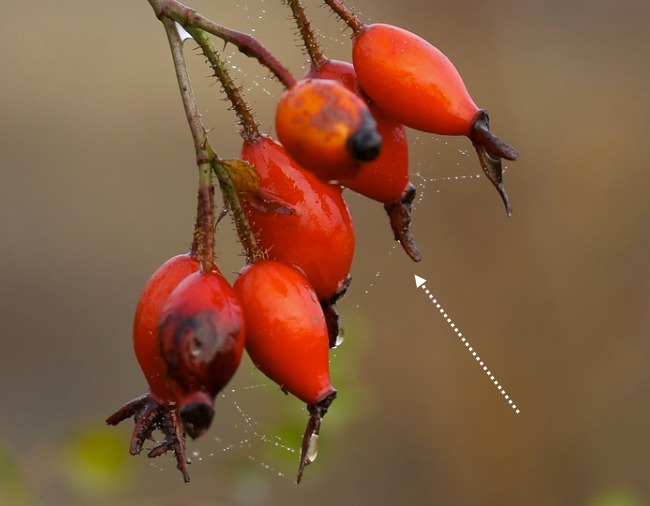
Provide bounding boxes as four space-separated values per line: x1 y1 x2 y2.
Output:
415 275 520 414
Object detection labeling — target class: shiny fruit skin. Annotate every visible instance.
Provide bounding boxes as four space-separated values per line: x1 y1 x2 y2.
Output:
158 270 245 419
352 23 479 136
133 254 200 402
275 78 381 181
305 59 360 94
233 260 335 405
307 59 410 203
241 135 354 301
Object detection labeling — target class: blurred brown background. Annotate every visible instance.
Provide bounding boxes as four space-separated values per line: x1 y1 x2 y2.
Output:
2 0 649 505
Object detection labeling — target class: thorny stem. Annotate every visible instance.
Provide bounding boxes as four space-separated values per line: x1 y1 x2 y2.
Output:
160 14 263 265
196 164 216 270
149 0 296 88
189 27 259 140
213 160 265 263
187 27 264 262
162 16 216 270
162 16 213 165
322 0 365 34
287 0 326 68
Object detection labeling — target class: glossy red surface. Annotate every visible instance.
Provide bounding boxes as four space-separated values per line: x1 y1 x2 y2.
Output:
132 253 200 401
241 135 355 301
353 23 478 136
158 269 245 408
234 260 335 405
310 59 411 203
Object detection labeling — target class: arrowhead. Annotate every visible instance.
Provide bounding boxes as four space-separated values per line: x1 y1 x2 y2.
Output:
414 275 426 288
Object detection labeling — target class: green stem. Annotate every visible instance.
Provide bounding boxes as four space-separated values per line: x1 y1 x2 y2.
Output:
287 0 326 68
322 0 365 34
149 0 296 87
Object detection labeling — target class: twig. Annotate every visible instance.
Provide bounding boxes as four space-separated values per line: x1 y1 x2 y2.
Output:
161 16 215 270
188 27 260 140
322 0 365 34
213 160 265 263
186 26 264 262
287 0 326 67
161 16 213 164
149 0 296 87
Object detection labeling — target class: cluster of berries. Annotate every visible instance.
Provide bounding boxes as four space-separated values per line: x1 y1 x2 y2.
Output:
108 0 517 485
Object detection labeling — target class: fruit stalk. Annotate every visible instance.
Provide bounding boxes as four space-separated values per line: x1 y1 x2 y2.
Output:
213 160 265 263
158 13 264 263
322 0 364 33
162 16 217 268
287 0 326 67
187 27 265 262
188 27 259 141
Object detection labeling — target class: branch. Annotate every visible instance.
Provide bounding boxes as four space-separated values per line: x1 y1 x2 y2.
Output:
161 15 213 164
149 0 296 87
155 8 264 264
161 16 216 270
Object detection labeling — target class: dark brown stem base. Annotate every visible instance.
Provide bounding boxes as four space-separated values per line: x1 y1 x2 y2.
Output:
470 110 518 216
320 275 351 348
322 303 343 348
297 391 337 483
384 183 422 262
106 393 190 482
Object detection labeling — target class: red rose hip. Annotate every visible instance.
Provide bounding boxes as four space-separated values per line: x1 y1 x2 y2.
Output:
234 260 337 482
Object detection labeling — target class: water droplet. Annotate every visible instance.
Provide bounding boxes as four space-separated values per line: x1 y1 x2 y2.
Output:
306 434 319 464
334 334 345 348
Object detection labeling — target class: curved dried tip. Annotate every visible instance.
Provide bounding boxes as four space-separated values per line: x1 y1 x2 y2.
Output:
106 392 191 483
297 391 337 484
384 183 422 262
470 110 518 216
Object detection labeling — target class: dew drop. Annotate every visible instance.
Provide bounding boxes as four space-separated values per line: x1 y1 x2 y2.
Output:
334 334 345 348
305 434 319 465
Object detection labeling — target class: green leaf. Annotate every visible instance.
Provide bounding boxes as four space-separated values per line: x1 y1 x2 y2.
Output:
221 159 260 195
221 159 295 215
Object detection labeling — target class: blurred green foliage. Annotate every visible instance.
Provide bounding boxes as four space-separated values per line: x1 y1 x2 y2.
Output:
62 425 134 496
590 488 643 506
0 441 39 506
